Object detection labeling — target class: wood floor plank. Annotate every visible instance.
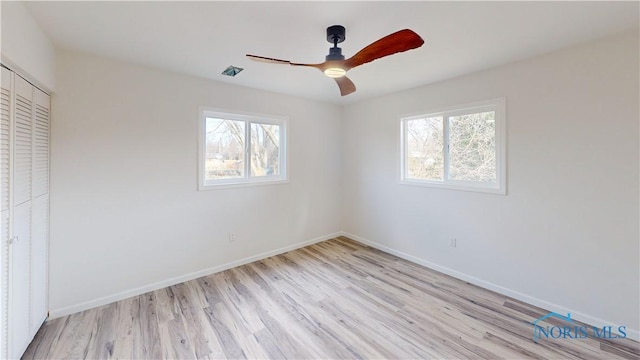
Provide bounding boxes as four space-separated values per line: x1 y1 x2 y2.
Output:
110 296 141 359
23 237 640 359
85 302 118 359
202 304 247 359
63 309 99 359
157 316 197 359
173 283 221 359
154 286 181 324
136 292 163 359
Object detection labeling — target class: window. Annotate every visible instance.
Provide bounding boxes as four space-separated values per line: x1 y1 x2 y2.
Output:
401 98 506 194
199 108 287 189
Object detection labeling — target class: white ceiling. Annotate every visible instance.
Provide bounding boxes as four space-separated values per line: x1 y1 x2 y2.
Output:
24 1 639 104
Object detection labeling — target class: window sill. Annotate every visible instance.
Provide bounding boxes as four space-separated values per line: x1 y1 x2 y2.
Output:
199 178 289 191
400 179 506 195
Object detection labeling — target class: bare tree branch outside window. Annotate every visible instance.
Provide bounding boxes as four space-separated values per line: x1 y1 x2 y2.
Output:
251 124 280 176
407 117 443 180
449 111 496 182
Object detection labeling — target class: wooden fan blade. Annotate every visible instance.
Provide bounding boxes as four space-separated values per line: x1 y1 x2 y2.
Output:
334 76 356 96
344 29 424 70
246 54 322 69
246 54 292 65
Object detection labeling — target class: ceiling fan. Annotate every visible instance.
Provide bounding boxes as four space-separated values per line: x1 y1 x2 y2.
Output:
246 26 424 96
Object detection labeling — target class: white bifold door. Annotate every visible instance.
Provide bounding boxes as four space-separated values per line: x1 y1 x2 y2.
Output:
1 66 50 359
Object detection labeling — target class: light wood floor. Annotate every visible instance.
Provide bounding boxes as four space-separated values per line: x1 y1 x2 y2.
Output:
23 237 639 359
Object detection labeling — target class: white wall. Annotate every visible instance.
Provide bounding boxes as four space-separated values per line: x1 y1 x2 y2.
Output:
0 1 56 91
50 50 343 315
342 31 639 337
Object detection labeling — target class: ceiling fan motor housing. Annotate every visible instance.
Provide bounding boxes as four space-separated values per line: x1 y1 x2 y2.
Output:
326 47 344 61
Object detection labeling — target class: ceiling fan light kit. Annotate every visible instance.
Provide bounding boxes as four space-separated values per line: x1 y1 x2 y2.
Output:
324 67 347 78
247 25 424 96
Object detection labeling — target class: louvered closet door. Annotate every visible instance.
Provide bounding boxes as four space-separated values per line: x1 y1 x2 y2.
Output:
14 76 32 206
30 88 49 335
1 67 10 212
0 67 11 360
9 75 33 359
33 90 48 198
0 68 49 359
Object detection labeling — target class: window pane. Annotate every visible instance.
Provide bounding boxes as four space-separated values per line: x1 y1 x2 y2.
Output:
406 117 444 180
205 118 245 180
448 111 496 182
250 123 280 177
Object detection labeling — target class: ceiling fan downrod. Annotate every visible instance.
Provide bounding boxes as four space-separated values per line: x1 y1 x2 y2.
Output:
326 25 346 61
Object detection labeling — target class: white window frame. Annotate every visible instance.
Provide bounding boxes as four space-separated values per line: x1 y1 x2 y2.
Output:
198 107 288 190
400 98 506 194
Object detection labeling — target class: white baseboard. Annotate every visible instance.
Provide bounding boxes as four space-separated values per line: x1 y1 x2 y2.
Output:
48 232 342 319
342 231 640 342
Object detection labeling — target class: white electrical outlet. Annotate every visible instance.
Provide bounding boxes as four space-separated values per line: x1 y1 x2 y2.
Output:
449 237 457 248
229 232 237 242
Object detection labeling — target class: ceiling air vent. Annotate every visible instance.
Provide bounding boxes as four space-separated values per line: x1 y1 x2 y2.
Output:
222 65 243 77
